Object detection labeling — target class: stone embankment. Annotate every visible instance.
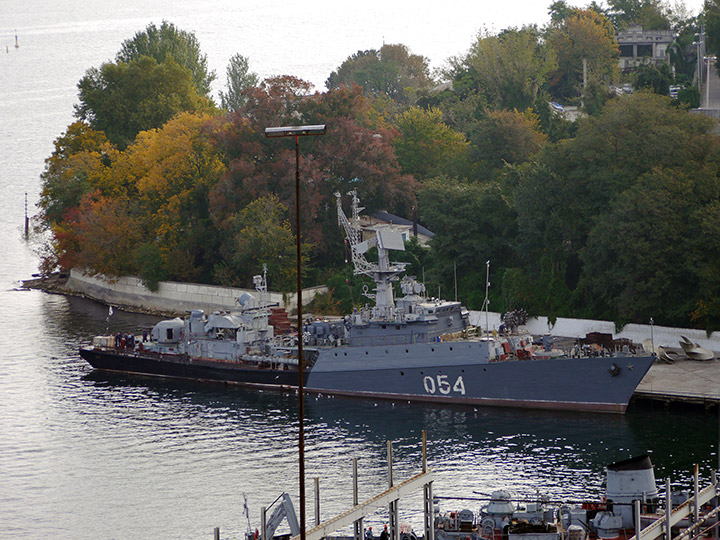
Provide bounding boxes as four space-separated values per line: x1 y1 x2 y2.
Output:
23 269 326 317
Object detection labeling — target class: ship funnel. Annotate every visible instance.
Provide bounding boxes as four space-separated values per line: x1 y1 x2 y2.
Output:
606 455 658 502
604 455 659 528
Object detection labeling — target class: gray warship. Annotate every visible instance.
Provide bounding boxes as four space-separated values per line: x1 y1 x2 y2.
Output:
80 191 655 413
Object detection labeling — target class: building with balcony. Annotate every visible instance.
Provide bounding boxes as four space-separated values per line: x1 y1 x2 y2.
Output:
616 25 675 72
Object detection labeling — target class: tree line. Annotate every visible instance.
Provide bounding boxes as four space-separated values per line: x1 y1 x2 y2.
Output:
37 2 720 331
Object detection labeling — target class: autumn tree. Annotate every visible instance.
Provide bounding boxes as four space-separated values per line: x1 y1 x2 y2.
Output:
116 20 215 96
326 44 433 105
109 112 226 284
69 192 143 277
75 56 213 148
451 26 556 111
39 121 115 227
210 78 419 273
546 8 619 100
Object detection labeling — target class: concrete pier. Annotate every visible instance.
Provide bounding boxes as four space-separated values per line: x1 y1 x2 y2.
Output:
634 358 720 409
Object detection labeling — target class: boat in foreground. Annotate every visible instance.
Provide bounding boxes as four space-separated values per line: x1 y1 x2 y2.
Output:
79 191 655 414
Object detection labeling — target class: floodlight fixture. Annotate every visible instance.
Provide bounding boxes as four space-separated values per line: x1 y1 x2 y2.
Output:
264 124 326 138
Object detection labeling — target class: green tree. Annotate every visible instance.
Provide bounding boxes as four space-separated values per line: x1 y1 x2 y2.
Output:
471 109 548 175
217 194 308 291
418 177 517 309
392 107 470 180
633 62 673 95
75 56 212 148
326 44 433 105
580 165 720 327
513 92 720 325
219 53 259 112
606 0 671 30
116 21 215 96
453 26 556 111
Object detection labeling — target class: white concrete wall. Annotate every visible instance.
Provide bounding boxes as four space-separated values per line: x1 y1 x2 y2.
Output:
66 269 325 314
469 310 720 352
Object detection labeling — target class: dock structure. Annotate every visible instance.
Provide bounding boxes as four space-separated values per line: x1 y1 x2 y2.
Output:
634 359 720 409
630 467 719 540
262 433 434 540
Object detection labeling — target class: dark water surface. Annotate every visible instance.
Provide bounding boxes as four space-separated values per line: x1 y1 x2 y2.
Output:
1 2 718 539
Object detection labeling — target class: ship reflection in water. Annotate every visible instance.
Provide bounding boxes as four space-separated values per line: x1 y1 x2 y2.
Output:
83 369 719 527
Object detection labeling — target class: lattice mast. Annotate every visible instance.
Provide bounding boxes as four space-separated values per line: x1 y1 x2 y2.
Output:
336 191 407 320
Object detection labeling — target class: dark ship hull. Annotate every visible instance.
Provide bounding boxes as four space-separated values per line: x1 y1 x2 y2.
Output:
80 342 654 413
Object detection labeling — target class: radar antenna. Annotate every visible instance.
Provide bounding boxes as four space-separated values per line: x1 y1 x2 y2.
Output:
335 190 407 320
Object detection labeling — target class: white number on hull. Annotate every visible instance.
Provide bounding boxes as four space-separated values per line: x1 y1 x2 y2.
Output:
423 375 466 396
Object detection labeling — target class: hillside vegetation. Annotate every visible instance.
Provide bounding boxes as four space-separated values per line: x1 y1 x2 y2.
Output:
37 4 720 331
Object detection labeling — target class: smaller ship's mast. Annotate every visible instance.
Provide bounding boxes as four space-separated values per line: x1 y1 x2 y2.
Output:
336 191 407 321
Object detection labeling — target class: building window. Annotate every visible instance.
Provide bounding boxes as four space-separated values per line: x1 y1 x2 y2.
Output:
637 44 653 57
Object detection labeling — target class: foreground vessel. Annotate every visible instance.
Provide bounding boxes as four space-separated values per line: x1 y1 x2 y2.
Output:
79 191 655 413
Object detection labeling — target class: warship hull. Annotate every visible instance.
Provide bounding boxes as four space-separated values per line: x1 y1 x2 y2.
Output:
80 342 654 413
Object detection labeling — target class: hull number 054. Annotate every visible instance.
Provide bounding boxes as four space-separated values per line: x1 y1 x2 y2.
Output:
423 374 466 395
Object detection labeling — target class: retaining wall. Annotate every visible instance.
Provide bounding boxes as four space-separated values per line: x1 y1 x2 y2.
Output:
66 269 326 315
468 311 720 351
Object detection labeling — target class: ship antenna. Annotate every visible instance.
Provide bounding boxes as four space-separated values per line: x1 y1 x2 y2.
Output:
483 260 490 337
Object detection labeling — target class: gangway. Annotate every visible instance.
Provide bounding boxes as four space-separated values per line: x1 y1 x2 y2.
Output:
629 466 719 540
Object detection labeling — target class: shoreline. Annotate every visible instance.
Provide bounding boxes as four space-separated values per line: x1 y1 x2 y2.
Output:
23 272 720 414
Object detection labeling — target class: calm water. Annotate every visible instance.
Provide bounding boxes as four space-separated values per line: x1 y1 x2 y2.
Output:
0 1 717 539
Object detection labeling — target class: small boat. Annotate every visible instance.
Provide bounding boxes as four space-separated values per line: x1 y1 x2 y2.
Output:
679 336 714 361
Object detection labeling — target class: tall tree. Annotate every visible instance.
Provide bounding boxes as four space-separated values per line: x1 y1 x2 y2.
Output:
455 26 556 111
326 44 433 105
546 8 619 100
75 56 213 148
606 0 672 30
392 107 470 180
512 92 720 325
219 53 259 112
418 177 517 309
116 21 215 96
215 194 307 291
471 109 548 175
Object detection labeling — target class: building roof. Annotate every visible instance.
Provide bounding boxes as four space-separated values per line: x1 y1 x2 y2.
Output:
372 210 435 238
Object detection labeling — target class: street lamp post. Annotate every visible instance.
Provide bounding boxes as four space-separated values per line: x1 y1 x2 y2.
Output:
264 124 326 540
705 55 717 108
